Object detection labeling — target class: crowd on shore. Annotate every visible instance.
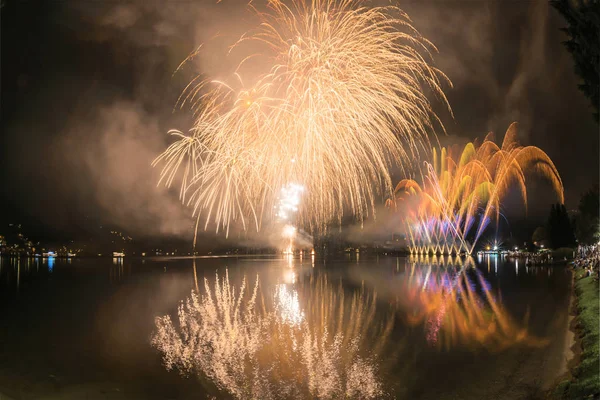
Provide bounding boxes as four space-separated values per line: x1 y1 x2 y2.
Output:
572 244 600 278
524 251 554 266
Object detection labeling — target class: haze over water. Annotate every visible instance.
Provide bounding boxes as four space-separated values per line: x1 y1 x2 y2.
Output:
0 255 571 400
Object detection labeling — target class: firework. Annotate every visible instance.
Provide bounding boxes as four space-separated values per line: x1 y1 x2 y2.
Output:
154 0 450 238
278 183 304 253
388 123 563 255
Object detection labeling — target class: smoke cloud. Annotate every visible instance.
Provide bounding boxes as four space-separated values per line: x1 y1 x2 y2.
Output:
61 102 194 237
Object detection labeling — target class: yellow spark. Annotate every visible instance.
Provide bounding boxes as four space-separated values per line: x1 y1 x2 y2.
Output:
154 0 451 239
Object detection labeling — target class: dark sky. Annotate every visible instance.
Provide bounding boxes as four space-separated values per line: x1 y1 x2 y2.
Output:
1 0 598 245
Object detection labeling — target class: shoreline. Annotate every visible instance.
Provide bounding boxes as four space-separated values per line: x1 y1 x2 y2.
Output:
552 266 600 399
555 268 580 382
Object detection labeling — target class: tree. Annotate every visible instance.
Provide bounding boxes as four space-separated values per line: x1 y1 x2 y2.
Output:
547 203 577 248
576 184 600 245
551 0 600 123
532 226 549 246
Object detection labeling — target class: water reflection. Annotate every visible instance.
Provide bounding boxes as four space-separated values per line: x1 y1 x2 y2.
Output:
109 257 127 283
0 254 571 399
274 283 304 326
152 271 393 399
16 258 20 290
398 256 548 351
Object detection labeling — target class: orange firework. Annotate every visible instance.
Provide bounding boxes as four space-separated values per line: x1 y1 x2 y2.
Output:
388 123 563 255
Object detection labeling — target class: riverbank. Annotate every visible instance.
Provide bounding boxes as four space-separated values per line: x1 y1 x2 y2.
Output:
554 272 599 399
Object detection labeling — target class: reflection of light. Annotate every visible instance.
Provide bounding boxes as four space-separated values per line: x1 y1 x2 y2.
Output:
48 256 54 271
402 258 549 351
284 252 294 268
17 259 20 290
275 284 304 326
152 272 389 398
284 270 296 284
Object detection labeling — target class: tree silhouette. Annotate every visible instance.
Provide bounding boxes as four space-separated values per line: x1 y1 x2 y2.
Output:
551 0 600 123
576 184 600 245
548 203 577 249
532 226 549 246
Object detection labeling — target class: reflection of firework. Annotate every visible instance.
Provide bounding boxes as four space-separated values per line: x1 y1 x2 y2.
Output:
399 257 549 351
389 123 563 255
274 284 304 326
154 0 450 238
152 271 392 399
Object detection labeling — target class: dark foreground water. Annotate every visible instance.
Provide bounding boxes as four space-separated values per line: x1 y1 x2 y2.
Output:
0 254 572 400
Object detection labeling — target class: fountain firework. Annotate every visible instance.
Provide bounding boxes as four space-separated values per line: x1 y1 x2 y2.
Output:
153 0 450 239
388 123 563 255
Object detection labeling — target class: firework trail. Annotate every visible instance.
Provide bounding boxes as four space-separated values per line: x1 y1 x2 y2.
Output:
154 0 450 239
277 183 304 253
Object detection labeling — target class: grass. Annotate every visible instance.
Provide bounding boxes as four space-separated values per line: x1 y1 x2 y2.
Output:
554 273 599 399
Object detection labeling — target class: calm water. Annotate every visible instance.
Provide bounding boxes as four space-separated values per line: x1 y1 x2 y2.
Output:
0 254 572 400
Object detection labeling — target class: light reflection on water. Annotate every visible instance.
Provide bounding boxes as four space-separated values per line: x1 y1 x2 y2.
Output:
153 268 392 399
0 254 570 399
275 283 305 326
152 255 552 399
397 256 548 351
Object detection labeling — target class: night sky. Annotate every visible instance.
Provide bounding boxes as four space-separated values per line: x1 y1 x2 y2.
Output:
1 0 598 245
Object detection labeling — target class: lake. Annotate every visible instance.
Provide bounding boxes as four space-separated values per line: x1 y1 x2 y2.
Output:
0 254 572 399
